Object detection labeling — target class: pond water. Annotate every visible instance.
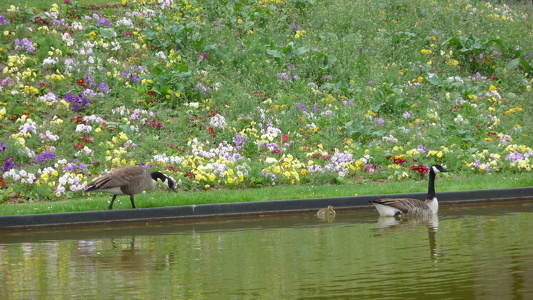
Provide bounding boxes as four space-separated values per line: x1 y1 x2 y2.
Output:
1 201 533 299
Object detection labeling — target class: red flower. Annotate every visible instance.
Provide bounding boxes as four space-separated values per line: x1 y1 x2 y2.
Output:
149 119 163 128
388 155 407 165
147 91 157 96
271 148 280 154
410 165 429 177
81 137 94 143
34 17 46 24
208 110 220 116
208 127 217 136
281 134 290 145
184 171 195 178
74 144 84 149
0 176 8 189
166 165 178 171
77 79 87 88
70 116 86 124
252 91 266 99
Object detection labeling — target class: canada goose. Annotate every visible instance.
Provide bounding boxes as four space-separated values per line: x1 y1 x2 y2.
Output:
370 164 450 217
317 205 336 218
86 165 178 210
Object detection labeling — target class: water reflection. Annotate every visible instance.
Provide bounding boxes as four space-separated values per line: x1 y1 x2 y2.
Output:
374 214 439 261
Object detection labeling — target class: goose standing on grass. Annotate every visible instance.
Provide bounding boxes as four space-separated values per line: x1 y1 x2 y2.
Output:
370 164 450 217
86 165 178 210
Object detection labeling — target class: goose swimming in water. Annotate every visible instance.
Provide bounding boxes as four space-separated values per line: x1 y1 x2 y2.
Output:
86 165 178 210
317 205 336 219
370 164 450 217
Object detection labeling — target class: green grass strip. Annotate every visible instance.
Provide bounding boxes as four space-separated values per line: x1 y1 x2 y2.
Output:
1 172 531 216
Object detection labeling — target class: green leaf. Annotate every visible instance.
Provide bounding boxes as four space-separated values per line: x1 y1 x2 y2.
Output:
99 28 116 39
506 58 520 71
266 49 282 58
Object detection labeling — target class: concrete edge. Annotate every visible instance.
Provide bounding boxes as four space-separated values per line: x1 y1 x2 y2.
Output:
0 187 532 231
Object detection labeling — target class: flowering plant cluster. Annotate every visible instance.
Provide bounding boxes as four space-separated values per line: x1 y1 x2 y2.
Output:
0 0 531 202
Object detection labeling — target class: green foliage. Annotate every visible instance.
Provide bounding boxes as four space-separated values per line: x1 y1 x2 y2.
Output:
0 0 532 204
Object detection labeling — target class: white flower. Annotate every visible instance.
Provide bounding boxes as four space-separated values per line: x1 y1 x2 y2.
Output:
210 114 227 129
75 124 93 133
42 57 57 65
265 157 278 164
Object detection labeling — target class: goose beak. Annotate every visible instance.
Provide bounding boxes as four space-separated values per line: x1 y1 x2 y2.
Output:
171 186 178 193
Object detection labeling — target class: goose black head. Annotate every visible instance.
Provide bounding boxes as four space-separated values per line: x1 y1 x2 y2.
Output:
431 164 450 174
151 172 179 192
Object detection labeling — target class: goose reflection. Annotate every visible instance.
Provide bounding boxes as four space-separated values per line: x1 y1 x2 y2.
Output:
373 214 439 261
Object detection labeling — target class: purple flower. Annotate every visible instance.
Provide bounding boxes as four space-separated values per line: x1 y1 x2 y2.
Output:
98 81 110 93
276 72 299 81
97 18 112 27
65 163 77 172
0 77 13 86
373 117 385 126
234 133 248 151
416 145 427 153
0 16 11 25
14 38 35 53
64 93 90 111
78 163 88 172
3 156 20 172
295 103 307 112
0 142 7 152
290 22 301 31
33 152 57 165
198 52 208 61
196 83 211 95
140 162 154 169
402 111 411 119
505 152 526 163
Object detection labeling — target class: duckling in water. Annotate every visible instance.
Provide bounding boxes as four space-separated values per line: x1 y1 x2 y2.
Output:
317 205 336 219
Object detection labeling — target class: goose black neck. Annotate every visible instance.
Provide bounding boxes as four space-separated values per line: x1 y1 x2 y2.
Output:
151 171 166 181
426 169 436 200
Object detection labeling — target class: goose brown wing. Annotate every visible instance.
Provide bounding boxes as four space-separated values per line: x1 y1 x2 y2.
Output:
372 198 429 214
87 166 147 190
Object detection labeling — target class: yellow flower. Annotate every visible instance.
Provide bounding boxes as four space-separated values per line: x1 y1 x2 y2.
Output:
446 59 459 66
489 85 497 91
41 172 49 182
295 30 306 38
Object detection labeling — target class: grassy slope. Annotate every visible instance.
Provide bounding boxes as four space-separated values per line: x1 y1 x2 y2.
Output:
0 0 122 10
2 172 532 216
0 0 531 216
